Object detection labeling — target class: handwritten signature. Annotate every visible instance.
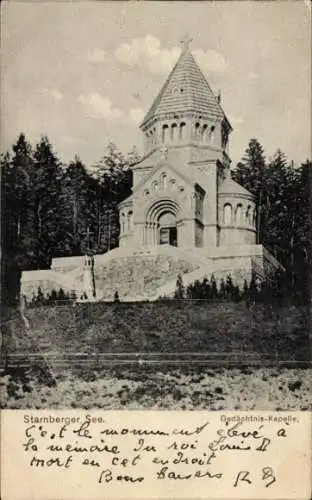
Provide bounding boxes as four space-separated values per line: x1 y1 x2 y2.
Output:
21 414 289 488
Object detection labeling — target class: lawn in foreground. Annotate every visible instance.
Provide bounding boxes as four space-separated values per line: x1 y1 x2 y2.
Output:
11 301 311 361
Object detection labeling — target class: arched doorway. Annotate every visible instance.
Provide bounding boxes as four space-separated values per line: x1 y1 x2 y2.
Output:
158 211 177 246
145 199 180 247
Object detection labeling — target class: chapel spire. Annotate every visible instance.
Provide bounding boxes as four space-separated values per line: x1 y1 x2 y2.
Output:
140 36 232 156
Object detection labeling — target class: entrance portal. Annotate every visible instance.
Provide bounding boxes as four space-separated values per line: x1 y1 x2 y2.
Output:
158 211 177 247
159 227 177 246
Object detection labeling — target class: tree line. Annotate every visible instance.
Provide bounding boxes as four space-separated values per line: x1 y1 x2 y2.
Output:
1 134 137 305
232 139 311 301
171 271 288 305
1 133 311 306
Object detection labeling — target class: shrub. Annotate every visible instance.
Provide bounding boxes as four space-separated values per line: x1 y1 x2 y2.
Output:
174 274 185 299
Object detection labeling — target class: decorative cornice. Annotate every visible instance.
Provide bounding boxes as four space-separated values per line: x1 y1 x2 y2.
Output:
141 111 221 130
220 225 256 233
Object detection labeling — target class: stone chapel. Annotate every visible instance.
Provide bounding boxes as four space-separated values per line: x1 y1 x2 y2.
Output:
119 37 256 252
21 37 281 301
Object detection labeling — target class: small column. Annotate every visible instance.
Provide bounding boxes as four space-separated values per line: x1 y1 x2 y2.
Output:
83 255 96 299
150 223 153 245
153 222 157 246
146 222 151 245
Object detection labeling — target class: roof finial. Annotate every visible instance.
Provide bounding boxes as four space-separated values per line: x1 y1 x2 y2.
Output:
180 34 193 51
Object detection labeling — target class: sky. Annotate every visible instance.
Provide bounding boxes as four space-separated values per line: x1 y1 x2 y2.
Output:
1 1 311 169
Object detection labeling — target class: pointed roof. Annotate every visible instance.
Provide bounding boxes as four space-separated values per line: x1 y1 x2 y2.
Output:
141 41 230 128
219 176 254 198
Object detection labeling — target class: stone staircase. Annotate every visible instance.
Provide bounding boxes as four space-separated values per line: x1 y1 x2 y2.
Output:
91 245 251 301
93 245 203 301
22 244 262 302
155 260 249 299
21 269 104 301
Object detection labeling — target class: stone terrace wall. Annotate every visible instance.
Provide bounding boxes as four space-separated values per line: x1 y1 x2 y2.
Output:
94 254 199 301
155 255 253 298
21 270 85 300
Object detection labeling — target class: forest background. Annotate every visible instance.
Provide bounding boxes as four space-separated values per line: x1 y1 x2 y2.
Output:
1 134 311 305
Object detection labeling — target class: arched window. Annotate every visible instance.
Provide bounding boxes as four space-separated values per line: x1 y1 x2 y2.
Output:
252 208 257 227
121 213 125 233
223 203 232 225
202 124 208 141
161 173 167 189
235 204 243 224
162 124 169 143
209 125 215 143
171 123 177 141
127 211 133 231
195 122 201 140
144 189 150 198
179 122 186 140
246 205 252 225
170 178 176 189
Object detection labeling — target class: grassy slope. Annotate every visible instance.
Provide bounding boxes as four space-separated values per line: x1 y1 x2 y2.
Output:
2 301 311 409
11 300 311 360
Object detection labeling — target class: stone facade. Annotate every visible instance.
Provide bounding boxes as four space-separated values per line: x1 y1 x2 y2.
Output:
119 43 257 253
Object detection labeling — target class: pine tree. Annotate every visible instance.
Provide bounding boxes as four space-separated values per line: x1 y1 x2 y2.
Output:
91 142 135 253
219 278 226 300
59 156 96 256
1 135 35 307
210 274 218 300
174 274 185 299
262 150 292 262
232 138 266 243
9 134 37 268
50 289 58 301
33 136 63 267
232 138 266 196
186 283 194 299
242 279 249 299
225 274 234 300
291 161 311 300
36 286 45 304
201 276 211 299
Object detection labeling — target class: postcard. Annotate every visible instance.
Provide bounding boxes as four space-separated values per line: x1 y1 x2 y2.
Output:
1 1 311 499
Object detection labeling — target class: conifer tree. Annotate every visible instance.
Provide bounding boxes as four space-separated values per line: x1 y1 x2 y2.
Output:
92 143 134 253
201 276 211 299
59 156 96 255
210 274 218 300
232 138 266 243
174 274 185 299
225 274 234 300
232 138 266 196
9 134 37 267
219 278 226 300
33 136 63 267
